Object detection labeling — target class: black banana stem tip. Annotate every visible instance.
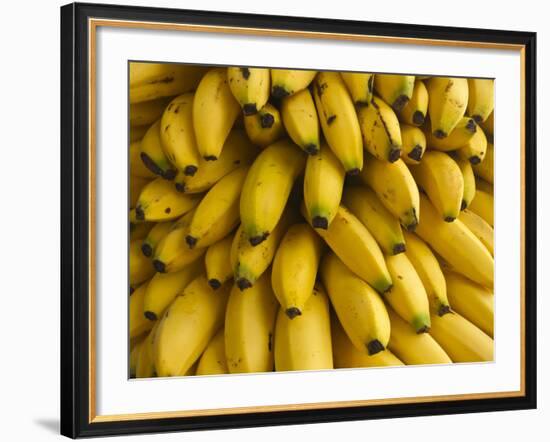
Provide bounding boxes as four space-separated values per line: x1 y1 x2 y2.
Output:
433 129 447 139
129 286 135 295
140 152 164 177
392 95 410 112
407 145 423 162
466 118 478 132
153 259 166 273
183 165 198 176
461 200 467 211
367 339 385 355
416 325 430 334
163 168 177 180
346 168 360 176
144 311 157 321
260 113 275 129
382 284 393 295
412 111 425 126
185 235 198 249
243 103 258 116
444 216 456 223
304 144 319 155
236 278 253 291
388 147 402 163
312 216 329 230
438 305 452 316
285 307 302 319
141 243 153 257
208 279 222 290
249 232 269 246
355 100 370 107
472 114 483 124
175 182 185 192
271 85 289 99
393 243 406 255
204 155 218 161
469 156 482 165
135 206 145 221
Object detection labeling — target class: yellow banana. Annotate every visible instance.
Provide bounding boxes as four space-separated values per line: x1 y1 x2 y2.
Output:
360 155 420 231
374 74 415 111
341 72 374 106
193 68 241 160
154 275 230 377
398 79 428 126
468 190 494 226
196 329 228 375
136 322 159 378
402 231 450 315
400 124 426 164
409 150 464 222
227 67 270 115
480 111 494 137
130 176 151 209
135 177 200 222
321 252 390 355
415 194 494 288
476 178 493 195
272 223 323 318
313 71 363 174
186 166 248 249
129 240 155 286
141 221 172 258
130 140 156 179
445 271 494 337
358 96 402 162
343 186 405 255
457 125 487 165
426 77 469 138
129 282 154 339
205 234 235 289
429 311 494 362
130 124 148 143
243 103 285 148
140 120 178 180
458 209 494 256
425 117 477 152
130 97 170 127
303 142 345 229
270 69 317 98
472 142 494 184
453 156 476 210
280 88 320 154
387 308 451 365
225 272 279 373
130 220 153 242
129 336 145 377
384 253 431 333
467 79 494 123
274 284 333 371
240 139 306 245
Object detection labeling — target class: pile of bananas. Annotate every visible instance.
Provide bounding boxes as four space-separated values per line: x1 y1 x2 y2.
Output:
128 62 495 378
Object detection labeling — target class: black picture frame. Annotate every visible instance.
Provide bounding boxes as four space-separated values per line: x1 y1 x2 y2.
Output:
61 2 537 438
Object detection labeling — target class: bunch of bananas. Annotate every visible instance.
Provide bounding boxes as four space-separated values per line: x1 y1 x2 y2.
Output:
129 62 495 378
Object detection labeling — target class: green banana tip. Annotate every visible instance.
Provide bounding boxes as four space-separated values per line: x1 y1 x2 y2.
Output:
367 339 385 356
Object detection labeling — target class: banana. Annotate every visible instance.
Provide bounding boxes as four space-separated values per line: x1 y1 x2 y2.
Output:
358 96 402 162
468 190 494 226
360 155 420 231
457 125 487 165
476 178 493 195
343 186 405 255
231 210 295 290
130 220 153 242
244 103 285 148
303 142 345 229
130 140 156 179
400 124 426 164
384 253 431 333
136 322 159 378
205 234 235 289
270 69 317 98
398 79 428 126
341 72 374 106
130 125 148 143
225 272 279 373
429 311 494 362
193 68 241 160
130 97 170 127
331 314 404 368
409 150 464 222
467 79 494 123
402 231 450 315
196 328 228 375
426 77 469 138
130 176 151 209
129 63 206 103
129 240 155 286
445 271 494 337
143 259 204 321
472 142 494 184
321 252 391 355
374 74 415 111
387 307 451 365
129 208 140 225
480 111 494 138
313 71 363 173
129 282 154 339
141 221 172 257
227 67 270 115
153 210 206 273
425 117 477 152
129 336 145 377
453 156 476 210
280 88 320 154
174 130 258 193
415 194 494 288
159 93 201 176
458 209 494 256
135 177 200 222
186 166 248 249
240 139 306 245
271 223 323 318
154 275 230 377
274 284 333 371
140 120 178 179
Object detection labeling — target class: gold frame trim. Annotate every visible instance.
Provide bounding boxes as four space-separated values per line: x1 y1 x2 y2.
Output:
88 18 527 424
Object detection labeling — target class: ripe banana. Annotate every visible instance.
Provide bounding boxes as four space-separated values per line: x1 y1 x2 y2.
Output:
129 240 155 286
476 178 493 195
429 311 494 362
270 69 317 98
274 284 333 371
384 253 431 333
360 155 420 231
398 79 428 126
453 156 476 210
321 252 391 355
343 186 405 255
130 176 151 209
240 139 306 245
271 223 323 318
409 150 464 222
154 275 230 377
468 189 494 226
193 68 241 160
358 96 402 162
467 79 494 123
140 120 177 180
280 88 320 154
129 282 154 339
130 219 153 242
340 72 374 106
457 125 487 165
400 124 426 164
129 336 145 377
425 116 477 152
243 103 285 148
303 143 345 229
415 194 494 288
141 221 172 257
130 124 148 143
227 67 270 115
472 141 494 184
458 209 494 256
135 322 159 378
130 97 171 127
426 77 469 138
225 272 279 373
130 140 156 179
480 111 494 137
313 71 363 174
196 328 228 375
205 234 235 289
374 74 415 111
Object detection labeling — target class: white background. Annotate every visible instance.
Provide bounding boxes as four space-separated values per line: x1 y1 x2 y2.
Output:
0 0 546 440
